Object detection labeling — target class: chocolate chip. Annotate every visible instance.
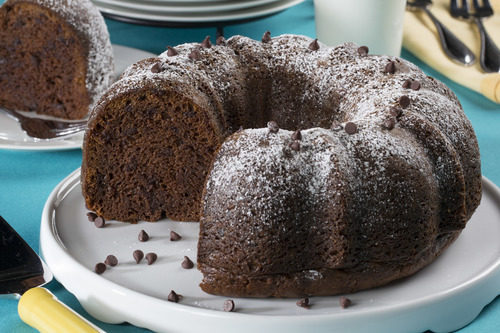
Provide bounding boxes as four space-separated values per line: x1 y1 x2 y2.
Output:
384 61 397 74
201 36 212 49
402 78 412 89
105 255 118 266
331 120 342 131
410 80 421 90
133 250 144 264
382 117 396 130
223 299 235 312
151 63 162 74
399 95 411 108
94 262 106 274
262 31 271 43
146 252 158 265
87 212 97 222
340 296 352 309
94 216 105 228
170 231 182 241
216 36 226 46
138 229 149 242
344 122 357 134
267 121 279 133
357 46 369 57
181 256 194 269
389 106 402 118
308 39 320 51
166 46 178 57
168 290 180 303
296 298 310 309
291 130 302 141
188 49 201 61
289 141 300 151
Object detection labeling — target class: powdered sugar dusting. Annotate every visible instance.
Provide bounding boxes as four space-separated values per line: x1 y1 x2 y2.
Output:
20 0 115 109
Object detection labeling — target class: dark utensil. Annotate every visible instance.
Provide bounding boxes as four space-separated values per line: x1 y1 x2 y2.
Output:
472 0 500 72
407 0 476 65
450 0 500 72
0 215 101 332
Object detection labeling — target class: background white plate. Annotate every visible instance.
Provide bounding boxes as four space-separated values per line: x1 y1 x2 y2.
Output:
0 45 155 151
93 0 304 23
94 0 280 13
41 169 500 333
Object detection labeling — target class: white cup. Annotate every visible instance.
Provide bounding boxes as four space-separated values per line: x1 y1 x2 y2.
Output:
314 0 406 56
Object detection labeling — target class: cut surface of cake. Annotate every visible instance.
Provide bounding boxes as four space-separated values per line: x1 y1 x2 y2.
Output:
80 33 481 297
0 0 114 119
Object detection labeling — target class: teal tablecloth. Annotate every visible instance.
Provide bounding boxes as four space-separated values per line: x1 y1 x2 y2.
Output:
1 0 500 332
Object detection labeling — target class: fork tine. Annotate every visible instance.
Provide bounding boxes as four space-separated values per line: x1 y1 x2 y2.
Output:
473 0 480 11
450 0 469 18
450 0 459 17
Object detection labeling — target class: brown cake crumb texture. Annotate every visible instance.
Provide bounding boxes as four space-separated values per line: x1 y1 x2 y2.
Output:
0 0 114 119
81 34 482 298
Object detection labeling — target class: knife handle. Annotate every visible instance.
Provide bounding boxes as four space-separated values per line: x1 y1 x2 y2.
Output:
18 287 104 333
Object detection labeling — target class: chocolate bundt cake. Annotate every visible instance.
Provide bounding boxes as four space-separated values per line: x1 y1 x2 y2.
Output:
0 0 114 119
81 34 481 296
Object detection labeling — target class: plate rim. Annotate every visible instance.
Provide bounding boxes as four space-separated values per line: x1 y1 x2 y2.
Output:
40 169 500 332
93 0 305 23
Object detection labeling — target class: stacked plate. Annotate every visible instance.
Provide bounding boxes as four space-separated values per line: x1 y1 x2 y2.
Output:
92 0 305 24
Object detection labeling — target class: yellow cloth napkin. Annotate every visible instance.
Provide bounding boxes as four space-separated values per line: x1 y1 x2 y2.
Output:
403 0 500 103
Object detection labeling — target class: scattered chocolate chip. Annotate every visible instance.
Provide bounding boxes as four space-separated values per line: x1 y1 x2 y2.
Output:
331 120 342 131
267 120 279 133
344 122 357 134
105 255 118 267
308 39 320 51
188 49 201 61
289 141 300 151
402 78 412 89
181 256 194 269
389 106 402 118
296 298 310 309
262 31 271 43
138 229 149 242
94 262 106 274
384 61 397 74
146 252 158 265
87 212 97 222
410 80 421 90
94 216 105 228
382 117 396 130
170 231 182 241
166 46 178 57
340 296 352 309
357 46 369 57
201 36 212 49
133 250 144 264
291 130 302 141
151 63 162 74
216 36 226 46
223 299 235 312
399 95 411 108
168 290 180 303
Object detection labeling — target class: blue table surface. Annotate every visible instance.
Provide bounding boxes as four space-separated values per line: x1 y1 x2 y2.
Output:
1 0 500 332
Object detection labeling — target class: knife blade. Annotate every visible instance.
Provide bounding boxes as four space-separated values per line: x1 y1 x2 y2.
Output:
0 215 103 332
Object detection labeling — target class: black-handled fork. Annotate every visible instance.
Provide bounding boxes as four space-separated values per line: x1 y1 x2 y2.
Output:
450 0 500 73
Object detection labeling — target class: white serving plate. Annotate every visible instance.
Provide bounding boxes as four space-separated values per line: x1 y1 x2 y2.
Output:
0 45 155 151
41 169 500 333
93 0 304 23
94 0 280 13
